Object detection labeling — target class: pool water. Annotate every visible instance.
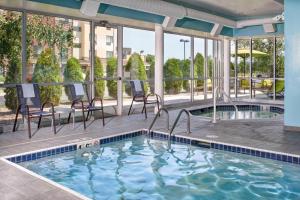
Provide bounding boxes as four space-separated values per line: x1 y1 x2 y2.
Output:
198 110 280 120
21 136 300 200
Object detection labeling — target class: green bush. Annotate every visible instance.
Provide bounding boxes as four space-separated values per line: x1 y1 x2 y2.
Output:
32 48 62 105
125 53 148 95
164 58 182 94
4 57 21 111
106 57 117 99
64 57 84 101
86 57 104 98
0 75 4 83
194 53 204 89
181 59 191 92
275 80 284 93
146 54 155 93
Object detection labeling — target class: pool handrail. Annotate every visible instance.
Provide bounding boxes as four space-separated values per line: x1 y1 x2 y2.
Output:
169 109 191 135
213 86 238 123
148 108 169 133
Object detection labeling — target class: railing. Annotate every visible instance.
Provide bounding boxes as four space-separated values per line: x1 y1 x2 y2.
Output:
148 108 169 133
213 86 238 123
169 109 191 135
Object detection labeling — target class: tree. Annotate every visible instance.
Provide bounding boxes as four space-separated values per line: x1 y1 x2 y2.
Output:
181 59 191 91
164 58 182 94
194 53 204 89
146 54 155 93
106 57 117 98
32 48 62 105
4 58 21 111
64 57 84 101
86 57 104 98
125 53 148 95
0 11 73 111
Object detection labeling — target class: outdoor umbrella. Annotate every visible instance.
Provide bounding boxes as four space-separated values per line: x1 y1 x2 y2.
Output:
232 49 267 93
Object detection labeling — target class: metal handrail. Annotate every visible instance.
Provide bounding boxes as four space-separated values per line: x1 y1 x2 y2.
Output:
213 86 238 123
169 109 191 135
148 108 169 133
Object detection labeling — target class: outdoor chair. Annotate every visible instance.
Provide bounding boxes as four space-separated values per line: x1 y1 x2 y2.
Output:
13 83 56 138
67 83 104 129
128 80 161 119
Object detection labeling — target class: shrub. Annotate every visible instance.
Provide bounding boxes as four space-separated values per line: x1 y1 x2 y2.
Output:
64 57 84 101
164 58 182 94
86 57 104 98
106 57 117 99
181 59 191 92
146 54 155 93
32 48 62 105
194 53 204 89
125 53 148 95
4 57 21 111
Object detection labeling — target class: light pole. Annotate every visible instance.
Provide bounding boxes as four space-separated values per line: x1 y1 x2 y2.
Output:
180 39 189 60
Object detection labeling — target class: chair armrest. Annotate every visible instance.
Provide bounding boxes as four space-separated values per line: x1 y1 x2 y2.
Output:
90 97 104 107
41 101 55 113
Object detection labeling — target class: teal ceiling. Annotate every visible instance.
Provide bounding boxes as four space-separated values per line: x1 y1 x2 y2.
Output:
28 0 284 37
99 3 165 24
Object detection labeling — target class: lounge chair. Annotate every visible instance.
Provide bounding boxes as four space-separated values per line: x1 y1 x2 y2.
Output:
128 80 161 119
13 83 56 138
67 83 104 129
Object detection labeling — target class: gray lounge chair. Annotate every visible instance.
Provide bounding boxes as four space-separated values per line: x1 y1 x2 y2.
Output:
13 83 56 138
67 83 104 129
128 80 161 119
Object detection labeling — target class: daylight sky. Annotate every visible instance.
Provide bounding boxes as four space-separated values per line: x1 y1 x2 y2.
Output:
123 27 212 62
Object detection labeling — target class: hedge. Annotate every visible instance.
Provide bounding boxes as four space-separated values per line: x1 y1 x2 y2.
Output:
32 48 62 105
125 53 148 95
106 57 117 99
164 58 182 94
64 57 84 101
86 57 104 98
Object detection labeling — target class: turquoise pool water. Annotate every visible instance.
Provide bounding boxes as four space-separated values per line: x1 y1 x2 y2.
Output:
198 110 280 120
21 136 300 200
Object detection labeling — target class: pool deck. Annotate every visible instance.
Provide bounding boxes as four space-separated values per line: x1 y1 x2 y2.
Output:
0 102 299 200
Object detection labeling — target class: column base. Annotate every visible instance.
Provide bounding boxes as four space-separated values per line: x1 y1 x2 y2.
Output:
284 125 300 132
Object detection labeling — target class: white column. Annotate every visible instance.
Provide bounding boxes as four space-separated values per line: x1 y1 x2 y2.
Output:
117 26 123 116
155 24 164 111
223 39 230 102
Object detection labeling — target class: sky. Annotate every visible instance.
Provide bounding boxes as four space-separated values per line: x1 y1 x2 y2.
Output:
123 27 212 62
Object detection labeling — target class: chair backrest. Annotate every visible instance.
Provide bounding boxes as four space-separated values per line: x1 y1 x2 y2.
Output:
68 83 89 102
16 83 41 114
129 80 145 98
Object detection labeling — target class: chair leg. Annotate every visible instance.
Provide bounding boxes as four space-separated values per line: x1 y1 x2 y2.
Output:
81 102 86 129
102 108 105 126
67 112 71 124
37 115 42 129
86 110 90 121
51 107 56 135
128 99 134 115
157 100 160 117
141 105 145 113
143 100 147 119
27 115 31 139
13 105 21 132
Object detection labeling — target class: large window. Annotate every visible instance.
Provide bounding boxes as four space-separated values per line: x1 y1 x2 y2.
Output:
237 39 251 98
123 27 155 107
194 38 205 100
231 37 284 101
252 38 274 100
94 26 118 107
164 33 191 104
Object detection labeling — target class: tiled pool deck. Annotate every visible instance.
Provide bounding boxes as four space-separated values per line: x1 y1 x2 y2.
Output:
0 102 299 200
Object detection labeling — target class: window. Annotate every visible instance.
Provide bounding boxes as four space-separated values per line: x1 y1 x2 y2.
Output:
106 35 113 46
106 51 113 58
